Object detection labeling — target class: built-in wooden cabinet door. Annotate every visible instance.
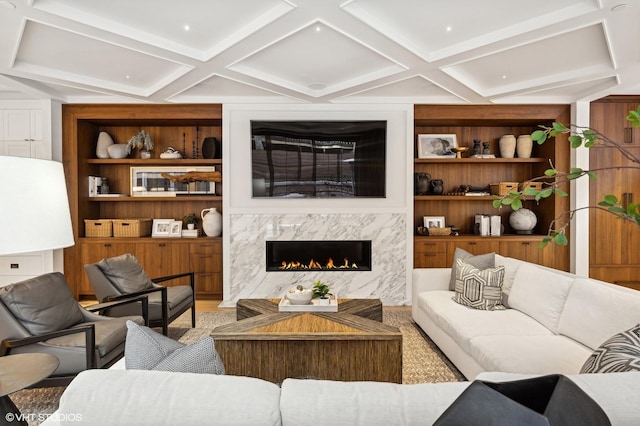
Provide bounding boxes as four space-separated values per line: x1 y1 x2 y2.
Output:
451 240 500 257
189 240 222 297
589 98 640 281
139 241 191 286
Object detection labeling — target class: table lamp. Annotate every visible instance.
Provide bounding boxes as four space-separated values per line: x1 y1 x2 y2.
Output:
0 156 74 255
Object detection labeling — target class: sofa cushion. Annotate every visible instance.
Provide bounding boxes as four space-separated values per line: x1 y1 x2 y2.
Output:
507 263 574 333
580 324 640 374
558 277 640 350
448 248 495 290
452 259 505 311
280 378 468 426
0 272 84 335
494 255 522 307
418 291 552 354
125 320 225 374
57 369 282 426
96 253 154 294
46 315 142 357
469 334 592 375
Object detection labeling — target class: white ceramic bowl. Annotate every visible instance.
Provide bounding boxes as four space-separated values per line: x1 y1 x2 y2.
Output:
286 291 312 305
107 143 129 159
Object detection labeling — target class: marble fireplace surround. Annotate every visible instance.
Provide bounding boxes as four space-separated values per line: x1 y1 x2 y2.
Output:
226 213 407 305
221 104 413 307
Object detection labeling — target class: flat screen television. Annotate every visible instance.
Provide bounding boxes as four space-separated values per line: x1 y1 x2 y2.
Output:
251 120 386 198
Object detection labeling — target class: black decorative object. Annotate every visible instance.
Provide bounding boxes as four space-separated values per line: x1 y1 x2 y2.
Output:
414 172 431 195
472 139 482 156
430 179 444 195
482 141 491 155
202 137 221 159
434 374 610 426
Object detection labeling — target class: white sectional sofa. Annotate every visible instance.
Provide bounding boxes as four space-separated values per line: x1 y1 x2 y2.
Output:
412 254 640 380
41 369 640 425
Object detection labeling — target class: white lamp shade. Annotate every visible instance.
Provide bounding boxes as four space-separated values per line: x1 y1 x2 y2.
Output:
0 156 75 255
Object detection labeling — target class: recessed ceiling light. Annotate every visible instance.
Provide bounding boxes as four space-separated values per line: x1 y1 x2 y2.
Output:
446 26 452 32
125 75 131 80
315 25 321 32
184 24 190 31
0 1 16 8
502 75 507 79
611 3 629 12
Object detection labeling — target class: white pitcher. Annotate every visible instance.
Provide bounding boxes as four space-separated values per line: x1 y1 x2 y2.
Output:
201 208 222 237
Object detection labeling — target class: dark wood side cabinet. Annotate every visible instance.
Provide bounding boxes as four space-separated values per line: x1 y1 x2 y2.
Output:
413 104 571 271
62 104 223 299
589 96 640 287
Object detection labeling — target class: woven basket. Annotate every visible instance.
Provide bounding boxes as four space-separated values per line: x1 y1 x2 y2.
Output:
427 227 452 236
84 219 113 238
113 219 152 237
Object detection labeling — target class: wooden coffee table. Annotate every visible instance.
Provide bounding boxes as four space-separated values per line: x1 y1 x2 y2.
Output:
212 298 402 383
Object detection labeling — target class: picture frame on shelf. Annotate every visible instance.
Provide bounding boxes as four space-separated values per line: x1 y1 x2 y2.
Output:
168 221 182 238
423 216 446 228
152 219 173 237
417 134 457 158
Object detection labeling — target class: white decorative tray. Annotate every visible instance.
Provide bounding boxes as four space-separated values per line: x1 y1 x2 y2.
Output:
278 296 338 312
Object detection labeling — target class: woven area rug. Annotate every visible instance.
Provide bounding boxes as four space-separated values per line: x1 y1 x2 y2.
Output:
12 308 463 425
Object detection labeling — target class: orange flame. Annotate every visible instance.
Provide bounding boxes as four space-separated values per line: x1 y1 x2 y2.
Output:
277 257 359 270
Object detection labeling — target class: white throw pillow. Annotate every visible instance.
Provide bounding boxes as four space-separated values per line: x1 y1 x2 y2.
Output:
508 263 574 333
494 255 522 307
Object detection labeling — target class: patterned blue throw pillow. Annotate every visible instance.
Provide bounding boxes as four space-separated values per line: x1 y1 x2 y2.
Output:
580 324 640 373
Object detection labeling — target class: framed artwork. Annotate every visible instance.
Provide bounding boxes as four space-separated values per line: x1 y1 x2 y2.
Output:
417 134 457 158
423 216 446 228
152 219 173 237
130 166 216 197
168 220 183 238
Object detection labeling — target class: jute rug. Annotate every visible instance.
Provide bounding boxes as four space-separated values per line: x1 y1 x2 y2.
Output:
12 309 463 425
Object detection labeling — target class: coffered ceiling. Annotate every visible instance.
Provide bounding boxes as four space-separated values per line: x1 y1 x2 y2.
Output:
0 0 638 104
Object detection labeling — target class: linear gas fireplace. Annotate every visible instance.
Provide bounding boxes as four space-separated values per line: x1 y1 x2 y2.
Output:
266 240 372 272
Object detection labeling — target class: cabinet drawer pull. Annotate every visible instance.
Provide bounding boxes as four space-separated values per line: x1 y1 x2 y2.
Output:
625 127 633 144
10 263 19 269
522 242 530 246
103 243 111 248
421 253 437 257
197 272 214 277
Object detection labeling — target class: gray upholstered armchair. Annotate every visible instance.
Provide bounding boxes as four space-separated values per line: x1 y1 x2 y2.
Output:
84 253 195 336
0 272 147 387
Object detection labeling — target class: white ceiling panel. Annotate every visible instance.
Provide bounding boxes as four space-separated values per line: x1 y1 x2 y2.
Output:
343 0 599 61
442 25 614 97
32 0 294 60
228 21 406 97
0 0 638 103
13 21 191 96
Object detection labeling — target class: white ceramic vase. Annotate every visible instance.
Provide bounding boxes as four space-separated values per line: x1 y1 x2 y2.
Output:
201 207 222 237
499 134 516 158
96 132 114 159
516 135 533 158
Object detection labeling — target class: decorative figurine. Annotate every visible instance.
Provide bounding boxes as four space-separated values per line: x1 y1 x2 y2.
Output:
472 139 482 156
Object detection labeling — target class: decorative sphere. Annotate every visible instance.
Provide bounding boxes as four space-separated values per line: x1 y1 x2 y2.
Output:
509 208 537 234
